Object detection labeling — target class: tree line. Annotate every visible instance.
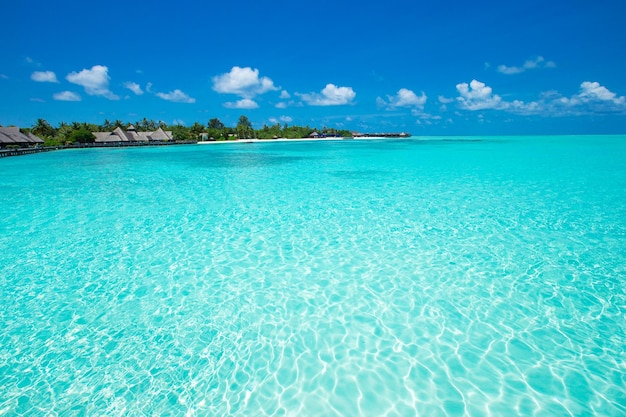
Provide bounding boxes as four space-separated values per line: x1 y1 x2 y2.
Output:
20 116 353 146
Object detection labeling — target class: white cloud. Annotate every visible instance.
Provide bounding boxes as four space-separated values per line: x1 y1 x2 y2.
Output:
378 88 427 109
454 79 626 116
279 90 291 99
497 56 556 75
269 116 292 124
497 65 524 75
438 95 454 104
456 79 505 110
124 81 143 95
66 65 119 100
156 89 196 103
454 80 540 114
269 115 292 124
212 66 278 98
548 81 626 114
275 100 299 109
31 71 58 83
578 81 625 104
298 83 356 106
223 98 259 109
53 91 81 101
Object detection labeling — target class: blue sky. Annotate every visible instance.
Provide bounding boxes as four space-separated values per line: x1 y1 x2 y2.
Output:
2 0 626 134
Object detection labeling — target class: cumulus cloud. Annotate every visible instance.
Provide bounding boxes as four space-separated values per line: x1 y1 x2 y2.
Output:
454 79 626 116
279 90 291 99
455 80 540 114
497 56 556 75
550 81 626 114
53 91 81 101
298 84 356 106
156 89 196 103
456 80 505 110
577 81 625 104
378 88 427 109
31 71 58 83
212 66 278 98
66 65 119 100
124 82 143 95
223 98 259 109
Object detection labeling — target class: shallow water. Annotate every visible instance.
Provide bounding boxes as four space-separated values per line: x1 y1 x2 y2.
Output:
1 136 625 416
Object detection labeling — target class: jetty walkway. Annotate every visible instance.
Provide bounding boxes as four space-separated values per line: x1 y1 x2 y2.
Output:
0 147 57 158
0 140 198 159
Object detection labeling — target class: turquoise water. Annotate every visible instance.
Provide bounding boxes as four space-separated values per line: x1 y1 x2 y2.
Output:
1 136 625 416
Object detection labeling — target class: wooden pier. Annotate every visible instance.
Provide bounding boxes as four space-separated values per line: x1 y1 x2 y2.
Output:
0 147 57 158
0 140 199 158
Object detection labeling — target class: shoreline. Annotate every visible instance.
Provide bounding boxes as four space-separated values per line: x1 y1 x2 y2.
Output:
196 136 396 145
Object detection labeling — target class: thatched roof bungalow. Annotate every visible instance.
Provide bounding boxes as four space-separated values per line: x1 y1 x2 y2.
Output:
148 127 172 141
93 126 173 143
0 127 44 148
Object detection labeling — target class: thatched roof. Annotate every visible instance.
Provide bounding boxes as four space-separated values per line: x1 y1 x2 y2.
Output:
91 126 174 142
0 127 44 144
27 133 44 143
149 127 172 141
135 132 151 141
113 127 132 141
93 132 118 142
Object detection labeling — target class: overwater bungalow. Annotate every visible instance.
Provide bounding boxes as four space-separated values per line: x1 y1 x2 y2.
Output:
0 126 44 148
92 125 173 143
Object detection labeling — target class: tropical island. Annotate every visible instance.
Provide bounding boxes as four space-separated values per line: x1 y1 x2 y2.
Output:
3 115 358 148
1 115 412 153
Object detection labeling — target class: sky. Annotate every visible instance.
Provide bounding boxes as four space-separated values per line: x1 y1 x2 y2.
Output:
1 0 626 135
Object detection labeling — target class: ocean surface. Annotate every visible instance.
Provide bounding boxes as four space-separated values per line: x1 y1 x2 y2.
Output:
1 136 625 416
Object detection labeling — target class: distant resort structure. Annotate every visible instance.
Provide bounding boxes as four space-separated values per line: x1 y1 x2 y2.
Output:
0 126 44 147
92 125 173 143
351 132 411 138
1 121 412 158
0 127 46 157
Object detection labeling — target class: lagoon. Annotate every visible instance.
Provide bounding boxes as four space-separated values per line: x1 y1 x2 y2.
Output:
1 136 625 416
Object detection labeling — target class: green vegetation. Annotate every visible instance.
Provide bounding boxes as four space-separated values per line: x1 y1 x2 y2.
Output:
23 115 353 146
69 128 95 143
